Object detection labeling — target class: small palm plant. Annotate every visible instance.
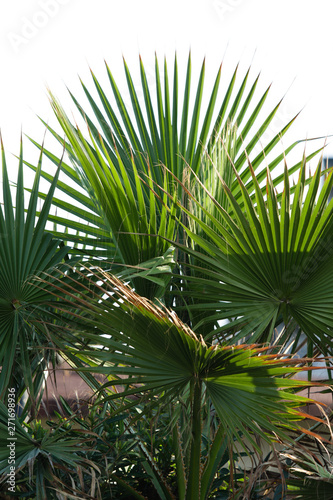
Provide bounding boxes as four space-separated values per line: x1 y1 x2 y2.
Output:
0 53 332 499
34 268 329 500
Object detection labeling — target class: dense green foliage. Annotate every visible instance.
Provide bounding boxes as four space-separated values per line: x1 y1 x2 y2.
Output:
0 54 332 499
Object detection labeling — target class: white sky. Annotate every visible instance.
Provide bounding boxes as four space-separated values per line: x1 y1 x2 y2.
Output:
1 0 333 174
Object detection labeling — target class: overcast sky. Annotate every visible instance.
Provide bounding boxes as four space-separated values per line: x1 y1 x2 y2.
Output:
1 0 333 173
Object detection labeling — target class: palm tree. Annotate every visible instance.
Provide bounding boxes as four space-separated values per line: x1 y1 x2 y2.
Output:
32 267 329 500
26 53 332 366
0 53 331 498
25 53 321 303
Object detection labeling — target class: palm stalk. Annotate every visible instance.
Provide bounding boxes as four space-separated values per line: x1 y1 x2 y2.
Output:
186 378 203 500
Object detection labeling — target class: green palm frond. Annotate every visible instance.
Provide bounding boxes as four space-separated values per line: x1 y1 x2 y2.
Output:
33 268 327 499
0 138 70 405
165 151 333 357
37 269 322 446
285 450 333 499
23 54 319 301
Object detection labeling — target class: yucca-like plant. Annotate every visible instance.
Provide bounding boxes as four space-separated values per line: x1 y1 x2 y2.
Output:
0 401 99 499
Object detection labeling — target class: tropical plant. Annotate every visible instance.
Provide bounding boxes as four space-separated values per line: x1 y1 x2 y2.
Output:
168 151 333 354
286 451 333 500
0 398 102 499
33 268 328 500
0 53 332 499
25 53 321 301
0 138 72 417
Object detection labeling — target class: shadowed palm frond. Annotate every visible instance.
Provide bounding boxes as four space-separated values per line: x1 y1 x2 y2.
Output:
35 268 325 451
0 139 72 409
165 150 333 364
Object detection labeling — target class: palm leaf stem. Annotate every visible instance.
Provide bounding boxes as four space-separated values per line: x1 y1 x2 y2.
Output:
185 379 203 500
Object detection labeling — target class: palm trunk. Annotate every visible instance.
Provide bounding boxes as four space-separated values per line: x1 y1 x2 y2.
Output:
185 378 202 500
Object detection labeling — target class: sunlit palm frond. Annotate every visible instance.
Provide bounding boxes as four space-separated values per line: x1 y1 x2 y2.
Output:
23 54 319 302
